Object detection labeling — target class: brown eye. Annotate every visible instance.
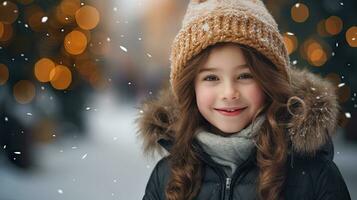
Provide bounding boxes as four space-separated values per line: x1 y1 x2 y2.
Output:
238 73 253 80
203 75 218 81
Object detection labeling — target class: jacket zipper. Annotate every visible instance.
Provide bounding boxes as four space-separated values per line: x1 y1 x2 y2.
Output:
224 177 232 200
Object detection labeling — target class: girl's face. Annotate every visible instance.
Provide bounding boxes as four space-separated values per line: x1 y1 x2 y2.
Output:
194 44 266 135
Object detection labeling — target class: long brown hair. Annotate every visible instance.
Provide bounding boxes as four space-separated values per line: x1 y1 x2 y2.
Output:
166 42 297 200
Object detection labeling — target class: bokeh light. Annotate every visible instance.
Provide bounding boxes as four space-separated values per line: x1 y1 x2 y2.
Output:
13 80 36 104
34 58 56 82
283 32 298 55
64 30 87 55
346 26 357 47
0 1 19 24
291 3 309 23
0 23 13 42
0 63 9 85
60 0 80 16
49 65 72 90
306 41 327 67
75 5 100 30
300 39 329 67
325 16 343 35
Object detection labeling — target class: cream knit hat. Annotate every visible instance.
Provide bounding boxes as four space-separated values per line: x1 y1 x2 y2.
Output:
169 0 290 97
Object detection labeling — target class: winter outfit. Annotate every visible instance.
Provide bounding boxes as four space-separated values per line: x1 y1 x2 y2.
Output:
137 0 351 199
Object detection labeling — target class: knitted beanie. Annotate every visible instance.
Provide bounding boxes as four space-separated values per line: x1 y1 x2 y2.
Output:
169 0 290 98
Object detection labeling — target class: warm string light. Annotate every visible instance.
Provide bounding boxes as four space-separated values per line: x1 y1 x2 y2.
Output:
291 3 309 23
346 26 357 47
34 58 56 82
283 32 298 55
13 80 36 104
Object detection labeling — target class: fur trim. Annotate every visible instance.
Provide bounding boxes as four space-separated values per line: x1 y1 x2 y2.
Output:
135 67 340 156
287 67 340 155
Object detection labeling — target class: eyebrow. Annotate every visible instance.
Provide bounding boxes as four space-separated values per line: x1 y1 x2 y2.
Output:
198 64 249 73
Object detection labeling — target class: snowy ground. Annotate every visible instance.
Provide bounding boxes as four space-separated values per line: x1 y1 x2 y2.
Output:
0 90 356 200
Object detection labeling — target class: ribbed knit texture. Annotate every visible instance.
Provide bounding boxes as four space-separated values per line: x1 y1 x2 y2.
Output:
169 0 290 98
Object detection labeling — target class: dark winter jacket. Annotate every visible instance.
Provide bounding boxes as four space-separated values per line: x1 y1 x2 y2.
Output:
136 68 351 200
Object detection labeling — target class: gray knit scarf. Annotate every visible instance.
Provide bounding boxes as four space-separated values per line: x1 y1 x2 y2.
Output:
195 115 266 177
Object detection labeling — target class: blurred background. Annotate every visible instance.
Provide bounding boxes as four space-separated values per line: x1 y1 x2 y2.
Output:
0 0 356 199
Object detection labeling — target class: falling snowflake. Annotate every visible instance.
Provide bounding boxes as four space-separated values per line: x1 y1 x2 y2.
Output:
41 16 48 23
3 145 7 149
338 83 345 88
286 32 294 36
107 37 111 42
120 46 127 52
86 107 91 111
139 110 144 114
14 151 21 155
292 60 298 65
4 117 8 122
345 112 351 118
26 112 33 116
138 37 142 41
81 153 87 160
336 42 339 47
58 189 63 194
113 7 118 12
146 53 152 58
2 1 7 6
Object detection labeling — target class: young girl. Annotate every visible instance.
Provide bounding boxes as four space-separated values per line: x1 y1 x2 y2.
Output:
136 0 351 199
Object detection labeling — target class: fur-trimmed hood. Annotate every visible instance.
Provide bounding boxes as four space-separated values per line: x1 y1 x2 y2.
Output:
135 67 340 158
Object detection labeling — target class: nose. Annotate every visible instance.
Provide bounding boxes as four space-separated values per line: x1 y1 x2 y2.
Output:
222 82 239 100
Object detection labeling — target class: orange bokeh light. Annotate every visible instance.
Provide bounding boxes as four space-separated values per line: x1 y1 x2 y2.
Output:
60 0 80 16
34 58 56 82
291 3 309 23
75 5 100 30
325 16 343 35
346 26 357 47
50 65 72 90
0 63 9 85
0 23 13 42
0 1 19 24
283 33 298 55
13 80 36 104
64 30 87 55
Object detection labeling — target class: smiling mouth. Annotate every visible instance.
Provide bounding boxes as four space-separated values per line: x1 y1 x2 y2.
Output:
214 107 246 116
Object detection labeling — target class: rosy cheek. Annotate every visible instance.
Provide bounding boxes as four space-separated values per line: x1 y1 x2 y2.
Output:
249 86 266 107
196 87 214 108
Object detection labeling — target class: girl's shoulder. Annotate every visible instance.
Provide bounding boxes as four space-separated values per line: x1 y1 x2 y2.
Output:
285 151 351 200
